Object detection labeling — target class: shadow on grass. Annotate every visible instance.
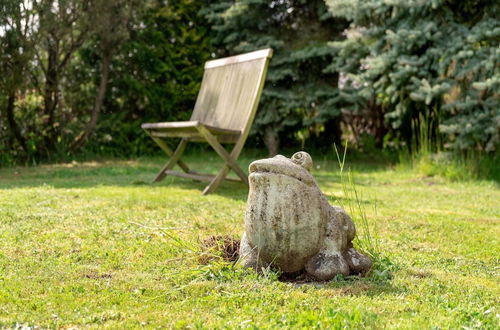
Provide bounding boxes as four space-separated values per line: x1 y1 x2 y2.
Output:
0 152 391 202
200 259 402 298
294 278 403 297
0 161 250 201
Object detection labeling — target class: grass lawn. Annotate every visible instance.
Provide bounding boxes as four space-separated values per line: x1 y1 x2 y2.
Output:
0 151 498 328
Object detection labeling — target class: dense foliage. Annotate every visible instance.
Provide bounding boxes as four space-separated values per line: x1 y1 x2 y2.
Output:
203 0 347 154
326 0 500 153
0 0 212 164
1 0 498 166
0 0 139 164
81 0 213 156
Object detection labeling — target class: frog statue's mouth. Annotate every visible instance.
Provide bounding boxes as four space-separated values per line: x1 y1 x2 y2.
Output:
248 154 315 186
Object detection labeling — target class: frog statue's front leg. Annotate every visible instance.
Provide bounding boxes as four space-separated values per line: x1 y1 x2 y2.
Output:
239 232 258 269
305 204 372 280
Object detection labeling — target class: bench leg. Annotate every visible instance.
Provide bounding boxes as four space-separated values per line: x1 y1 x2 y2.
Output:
196 126 249 195
197 126 248 180
202 165 231 195
152 138 189 182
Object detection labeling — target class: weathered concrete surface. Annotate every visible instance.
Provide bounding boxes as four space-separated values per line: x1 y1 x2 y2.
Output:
239 151 372 280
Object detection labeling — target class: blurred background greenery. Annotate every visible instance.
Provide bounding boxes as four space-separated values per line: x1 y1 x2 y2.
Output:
0 0 498 179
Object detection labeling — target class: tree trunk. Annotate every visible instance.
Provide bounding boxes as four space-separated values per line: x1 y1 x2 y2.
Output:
71 53 111 151
264 126 280 157
320 117 342 149
43 39 59 151
369 98 387 148
5 92 28 153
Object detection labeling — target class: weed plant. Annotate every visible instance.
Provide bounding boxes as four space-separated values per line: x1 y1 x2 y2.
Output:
333 142 396 282
399 111 499 182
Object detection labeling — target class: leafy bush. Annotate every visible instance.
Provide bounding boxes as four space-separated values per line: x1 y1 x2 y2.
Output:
0 0 213 165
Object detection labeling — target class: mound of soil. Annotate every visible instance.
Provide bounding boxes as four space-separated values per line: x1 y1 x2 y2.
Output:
199 235 240 264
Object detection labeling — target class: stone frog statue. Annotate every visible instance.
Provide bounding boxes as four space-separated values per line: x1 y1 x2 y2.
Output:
239 151 372 280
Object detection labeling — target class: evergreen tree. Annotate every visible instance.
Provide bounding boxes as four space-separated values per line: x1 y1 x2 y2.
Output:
326 0 500 152
204 0 347 155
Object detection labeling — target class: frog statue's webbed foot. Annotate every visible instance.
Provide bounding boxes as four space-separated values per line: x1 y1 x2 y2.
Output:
305 206 372 280
342 244 373 275
305 250 350 280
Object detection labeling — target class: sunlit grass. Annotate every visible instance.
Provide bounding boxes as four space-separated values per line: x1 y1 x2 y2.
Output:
0 151 498 328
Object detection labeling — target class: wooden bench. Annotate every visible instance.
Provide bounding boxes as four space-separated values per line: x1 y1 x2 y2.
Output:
142 48 273 194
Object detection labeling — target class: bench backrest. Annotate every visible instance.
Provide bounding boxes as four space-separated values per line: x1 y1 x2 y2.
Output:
190 49 273 133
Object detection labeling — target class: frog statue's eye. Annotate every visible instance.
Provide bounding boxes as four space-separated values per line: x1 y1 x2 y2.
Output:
291 151 313 172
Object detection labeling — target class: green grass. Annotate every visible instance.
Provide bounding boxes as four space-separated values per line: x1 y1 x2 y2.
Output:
0 151 498 328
